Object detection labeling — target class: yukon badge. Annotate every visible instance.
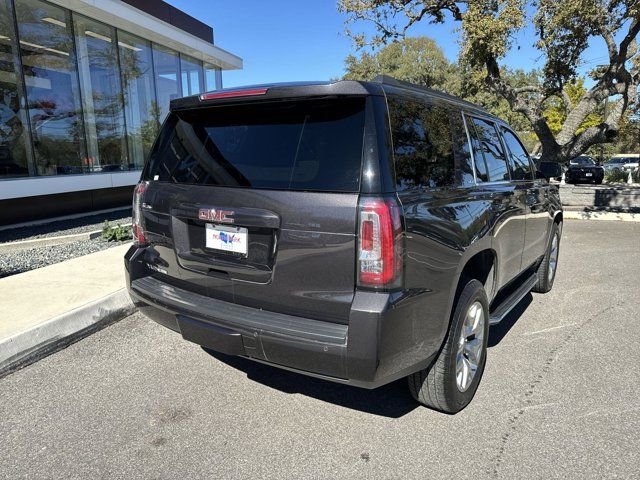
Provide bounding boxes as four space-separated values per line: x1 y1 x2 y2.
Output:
198 208 235 223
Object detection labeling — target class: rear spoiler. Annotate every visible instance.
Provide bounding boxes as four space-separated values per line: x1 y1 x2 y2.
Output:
169 80 383 111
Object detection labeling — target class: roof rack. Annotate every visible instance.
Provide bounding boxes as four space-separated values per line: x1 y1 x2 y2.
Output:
371 74 489 114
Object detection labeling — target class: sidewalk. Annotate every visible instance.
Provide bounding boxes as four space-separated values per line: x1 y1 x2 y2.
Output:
0 244 135 375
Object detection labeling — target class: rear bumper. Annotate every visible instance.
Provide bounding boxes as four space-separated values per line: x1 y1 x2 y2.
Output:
125 247 436 389
566 170 604 182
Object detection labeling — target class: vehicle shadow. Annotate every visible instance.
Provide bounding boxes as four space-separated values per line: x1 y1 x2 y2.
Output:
202 293 533 417
202 348 419 418
488 293 533 347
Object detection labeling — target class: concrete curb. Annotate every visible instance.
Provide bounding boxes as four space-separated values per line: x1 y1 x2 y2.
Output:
564 210 640 222
0 288 135 378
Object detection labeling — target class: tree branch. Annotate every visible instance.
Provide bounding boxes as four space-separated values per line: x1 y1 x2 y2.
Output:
619 17 640 64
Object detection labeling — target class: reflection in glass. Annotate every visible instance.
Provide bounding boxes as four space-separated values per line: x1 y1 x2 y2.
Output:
118 31 158 169
470 117 510 182
388 96 455 190
15 0 87 175
152 43 180 121
74 14 127 172
204 63 218 92
501 128 534 180
0 0 31 178
180 54 203 97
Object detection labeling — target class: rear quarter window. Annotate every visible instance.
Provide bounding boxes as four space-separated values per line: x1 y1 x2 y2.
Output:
143 98 366 192
387 95 457 190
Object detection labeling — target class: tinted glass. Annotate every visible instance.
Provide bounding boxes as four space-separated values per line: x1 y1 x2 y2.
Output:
145 98 366 192
74 14 127 172
0 0 31 178
387 96 455 189
450 113 475 187
501 128 534 180
180 54 203 97
465 116 488 182
16 0 87 175
571 156 595 166
118 31 158 169
152 43 180 121
469 117 510 182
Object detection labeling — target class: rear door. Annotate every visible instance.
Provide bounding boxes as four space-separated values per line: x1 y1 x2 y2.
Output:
500 127 549 269
140 97 368 324
465 115 526 288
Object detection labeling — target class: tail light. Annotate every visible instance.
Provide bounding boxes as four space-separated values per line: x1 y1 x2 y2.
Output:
132 181 147 246
357 196 403 289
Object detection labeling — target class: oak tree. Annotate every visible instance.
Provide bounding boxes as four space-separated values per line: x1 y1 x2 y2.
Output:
338 0 640 162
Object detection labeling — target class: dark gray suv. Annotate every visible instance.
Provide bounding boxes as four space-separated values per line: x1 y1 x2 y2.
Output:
125 76 562 413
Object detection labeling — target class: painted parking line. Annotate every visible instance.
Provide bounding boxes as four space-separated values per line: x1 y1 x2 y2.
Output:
522 323 577 336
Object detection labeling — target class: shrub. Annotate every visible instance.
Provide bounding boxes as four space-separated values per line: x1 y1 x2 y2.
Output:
101 221 133 242
605 170 628 183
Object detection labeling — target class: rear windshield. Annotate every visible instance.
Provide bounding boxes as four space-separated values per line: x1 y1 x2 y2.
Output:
143 97 366 192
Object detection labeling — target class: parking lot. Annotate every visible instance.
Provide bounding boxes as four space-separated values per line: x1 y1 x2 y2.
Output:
1 220 639 479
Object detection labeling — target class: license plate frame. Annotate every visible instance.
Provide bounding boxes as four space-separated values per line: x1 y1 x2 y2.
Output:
205 223 248 256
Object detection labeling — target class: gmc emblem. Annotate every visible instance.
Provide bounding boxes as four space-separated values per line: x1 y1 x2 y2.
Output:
198 208 235 224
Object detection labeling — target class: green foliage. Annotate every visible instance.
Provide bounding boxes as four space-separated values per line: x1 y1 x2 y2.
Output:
343 37 460 94
101 221 132 242
604 170 629 183
338 0 640 162
543 79 601 136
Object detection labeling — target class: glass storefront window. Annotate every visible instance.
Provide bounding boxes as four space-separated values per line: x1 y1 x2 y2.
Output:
152 43 180 122
203 62 219 92
74 14 127 172
180 53 203 96
0 0 32 178
15 0 87 176
118 31 158 170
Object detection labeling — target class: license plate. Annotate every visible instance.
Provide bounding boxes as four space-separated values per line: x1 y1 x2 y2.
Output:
585 173 593 177
205 224 248 255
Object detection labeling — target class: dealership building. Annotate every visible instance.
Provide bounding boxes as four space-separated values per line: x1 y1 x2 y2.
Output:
0 0 242 224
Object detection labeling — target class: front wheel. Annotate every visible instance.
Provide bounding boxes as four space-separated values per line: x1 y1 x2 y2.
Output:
408 279 489 413
533 222 561 293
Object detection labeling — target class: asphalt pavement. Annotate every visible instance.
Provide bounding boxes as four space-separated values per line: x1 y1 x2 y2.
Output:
1 220 639 479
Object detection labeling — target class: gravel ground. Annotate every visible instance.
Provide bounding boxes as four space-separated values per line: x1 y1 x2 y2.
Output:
0 209 131 244
0 238 129 279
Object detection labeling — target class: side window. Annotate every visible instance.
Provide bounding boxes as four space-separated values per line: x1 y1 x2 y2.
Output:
469 117 510 182
450 112 476 187
387 96 455 190
501 128 534 180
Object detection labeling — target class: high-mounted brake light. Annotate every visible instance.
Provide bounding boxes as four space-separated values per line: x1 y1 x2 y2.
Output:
357 197 403 288
132 181 148 246
199 88 268 101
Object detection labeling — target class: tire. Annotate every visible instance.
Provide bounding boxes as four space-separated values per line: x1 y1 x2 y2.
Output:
532 222 561 293
595 178 603 185
408 279 489 413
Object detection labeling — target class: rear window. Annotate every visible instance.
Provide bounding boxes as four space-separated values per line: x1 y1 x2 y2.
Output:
144 98 366 192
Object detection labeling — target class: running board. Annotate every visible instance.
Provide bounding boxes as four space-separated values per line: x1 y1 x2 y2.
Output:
489 273 538 325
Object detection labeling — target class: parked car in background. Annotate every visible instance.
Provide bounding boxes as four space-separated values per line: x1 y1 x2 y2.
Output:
565 156 605 184
618 154 640 172
603 156 630 173
126 76 563 414
538 161 563 181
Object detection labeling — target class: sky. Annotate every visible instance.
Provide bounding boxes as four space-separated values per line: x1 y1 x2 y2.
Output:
165 0 613 89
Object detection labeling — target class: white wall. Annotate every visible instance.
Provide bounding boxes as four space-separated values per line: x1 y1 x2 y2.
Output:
0 171 141 200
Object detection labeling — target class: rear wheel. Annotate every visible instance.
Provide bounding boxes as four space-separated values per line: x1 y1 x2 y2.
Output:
408 279 488 413
533 222 560 293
